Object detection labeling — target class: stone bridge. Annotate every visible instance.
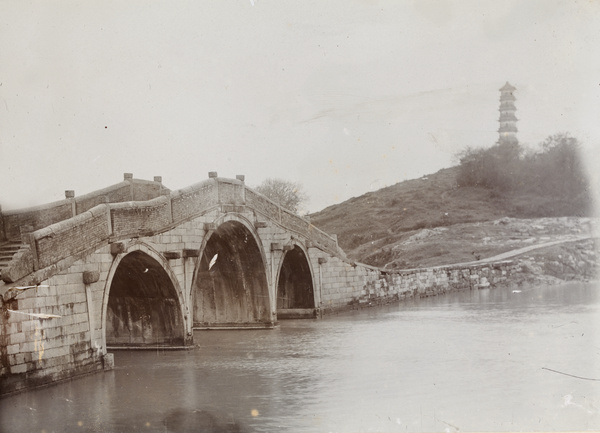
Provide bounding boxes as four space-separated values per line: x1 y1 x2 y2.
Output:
0 173 520 395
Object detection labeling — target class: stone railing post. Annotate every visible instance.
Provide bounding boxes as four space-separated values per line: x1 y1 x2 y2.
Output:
65 190 76 217
19 224 33 245
20 224 39 270
154 176 163 197
161 187 173 224
236 175 246 205
209 172 219 204
103 199 113 237
124 172 134 200
0 204 5 242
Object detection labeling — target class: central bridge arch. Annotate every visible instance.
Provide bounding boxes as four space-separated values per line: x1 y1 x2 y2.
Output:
192 217 272 328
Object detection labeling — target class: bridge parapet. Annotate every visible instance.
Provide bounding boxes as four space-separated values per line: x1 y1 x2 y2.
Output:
216 178 245 205
245 188 339 254
171 179 219 221
1 176 166 242
110 196 172 238
1 176 341 284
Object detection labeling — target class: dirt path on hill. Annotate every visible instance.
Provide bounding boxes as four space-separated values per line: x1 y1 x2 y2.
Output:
455 235 594 266
369 217 598 269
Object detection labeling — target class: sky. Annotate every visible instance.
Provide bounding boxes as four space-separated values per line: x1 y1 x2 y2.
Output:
1 0 599 213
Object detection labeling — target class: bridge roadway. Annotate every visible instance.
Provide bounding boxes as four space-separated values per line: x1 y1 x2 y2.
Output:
0 173 525 396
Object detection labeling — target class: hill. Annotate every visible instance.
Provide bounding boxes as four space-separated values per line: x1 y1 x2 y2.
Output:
309 166 596 268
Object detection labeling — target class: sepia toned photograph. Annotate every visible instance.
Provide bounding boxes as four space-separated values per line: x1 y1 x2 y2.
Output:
1 1 599 431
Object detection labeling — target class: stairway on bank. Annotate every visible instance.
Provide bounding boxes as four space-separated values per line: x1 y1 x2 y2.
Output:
0 240 24 281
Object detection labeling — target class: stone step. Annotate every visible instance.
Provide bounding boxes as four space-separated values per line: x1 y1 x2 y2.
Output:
0 243 25 252
0 251 19 257
0 249 22 256
192 322 277 330
0 254 22 262
0 242 25 275
277 308 318 319
0 244 24 252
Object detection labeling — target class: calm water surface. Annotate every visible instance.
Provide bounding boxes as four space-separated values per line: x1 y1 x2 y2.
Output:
1 282 599 432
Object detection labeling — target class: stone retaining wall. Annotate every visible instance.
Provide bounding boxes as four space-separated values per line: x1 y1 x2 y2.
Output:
315 237 598 315
315 255 518 314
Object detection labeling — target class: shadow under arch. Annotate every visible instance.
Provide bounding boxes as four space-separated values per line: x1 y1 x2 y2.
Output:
104 246 186 347
276 245 317 319
192 219 272 328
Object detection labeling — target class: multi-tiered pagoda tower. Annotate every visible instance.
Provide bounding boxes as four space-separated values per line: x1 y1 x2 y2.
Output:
498 82 518 145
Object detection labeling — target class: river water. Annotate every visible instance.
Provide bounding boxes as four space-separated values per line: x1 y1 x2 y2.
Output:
1 282 599 432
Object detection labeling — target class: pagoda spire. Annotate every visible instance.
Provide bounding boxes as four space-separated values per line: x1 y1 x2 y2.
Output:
498 82 518 145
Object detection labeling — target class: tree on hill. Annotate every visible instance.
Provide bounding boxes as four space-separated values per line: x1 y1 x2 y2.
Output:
456 142 522 192
254 178 308 214
456 132 591 216
532 133 588 198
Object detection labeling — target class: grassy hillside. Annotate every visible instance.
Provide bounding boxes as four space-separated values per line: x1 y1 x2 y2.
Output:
310 166 595 268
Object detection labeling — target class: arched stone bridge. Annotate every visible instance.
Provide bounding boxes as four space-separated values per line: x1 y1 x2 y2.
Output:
0 173 519 395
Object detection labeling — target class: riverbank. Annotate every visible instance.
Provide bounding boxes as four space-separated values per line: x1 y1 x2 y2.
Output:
320 235 598 315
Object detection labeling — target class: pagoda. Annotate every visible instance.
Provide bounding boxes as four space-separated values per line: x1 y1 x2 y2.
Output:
498 82 518 145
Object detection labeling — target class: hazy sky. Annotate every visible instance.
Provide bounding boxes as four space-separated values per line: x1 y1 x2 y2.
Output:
1 0 599 213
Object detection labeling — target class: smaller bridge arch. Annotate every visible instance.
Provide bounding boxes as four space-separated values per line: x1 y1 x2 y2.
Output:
276 243 318 319
192 214 273 328
101 242 189 349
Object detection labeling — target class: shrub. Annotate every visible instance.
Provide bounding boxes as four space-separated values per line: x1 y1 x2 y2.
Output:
455 133 591 216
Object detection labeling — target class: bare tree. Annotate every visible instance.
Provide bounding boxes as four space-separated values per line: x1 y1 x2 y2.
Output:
254 178 308 214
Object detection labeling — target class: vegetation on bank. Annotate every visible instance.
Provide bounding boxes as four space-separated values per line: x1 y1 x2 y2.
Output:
310 133 595 268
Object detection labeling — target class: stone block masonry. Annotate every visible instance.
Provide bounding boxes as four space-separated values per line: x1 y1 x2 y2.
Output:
317 256 519 314
0 213 214 396
1 275 104 395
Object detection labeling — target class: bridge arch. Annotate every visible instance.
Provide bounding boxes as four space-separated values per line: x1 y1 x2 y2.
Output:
275 243 316 318
192 214 272 327
101 241 188 349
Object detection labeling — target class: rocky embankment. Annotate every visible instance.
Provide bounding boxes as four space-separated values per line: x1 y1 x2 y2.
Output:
347 224 598 311
506 237 598 287
362 217 598 278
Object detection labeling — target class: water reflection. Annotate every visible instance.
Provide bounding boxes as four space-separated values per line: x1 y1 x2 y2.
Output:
1 282 599 432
